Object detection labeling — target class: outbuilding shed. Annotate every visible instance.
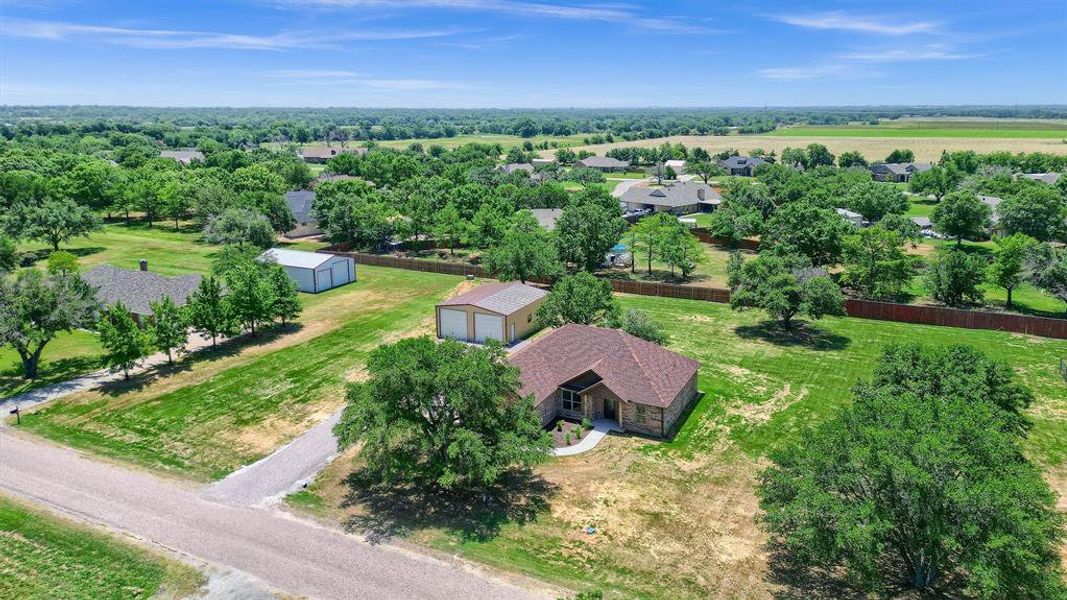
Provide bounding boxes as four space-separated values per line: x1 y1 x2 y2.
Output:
259 248 355 293
436 282 547 345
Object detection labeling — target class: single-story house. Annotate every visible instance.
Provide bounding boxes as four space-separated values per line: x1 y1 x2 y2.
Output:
575 156 631 172
869 162 932 183
299 146 367 164
499 163 535 175
159 149 204 165
83 262 201 324
836 208 864 227
912 216 933 230
510 324 700 438
529 208 564 231
664 159 687 175
620 181 721 215
718 155 766 177
436 282 547 345
259 248 355 293
1022 172 1061 185
978 195 1003 225
284 190 322 238
531 158 555 168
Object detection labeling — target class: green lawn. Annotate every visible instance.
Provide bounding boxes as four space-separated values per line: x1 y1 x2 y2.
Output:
19 267 463 481
905 196 937 218
0 330 103 401
290 291 1067 600
17 221 223 276
773 124 1067 139
3 222 222 401
0 495 203 599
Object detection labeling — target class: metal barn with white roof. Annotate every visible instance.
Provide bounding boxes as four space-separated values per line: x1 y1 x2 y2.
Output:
259 248 355 293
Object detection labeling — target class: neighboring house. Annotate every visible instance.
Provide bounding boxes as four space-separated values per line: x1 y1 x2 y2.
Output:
978 195 1003 225
869 162 932 183
836 208 864 227
575 156 631 172
911 216 933 230
436 282 547 345
664 159 687 175
531 158 555 168
1022 172 1062 185
499 163 535 175
510 324 700 438
717 155 766 177
620 181 721 215
529 208 564 231
299 146 367 164
284 190 322 238
259 248 355 293
159 149 204 165
83 262 201 324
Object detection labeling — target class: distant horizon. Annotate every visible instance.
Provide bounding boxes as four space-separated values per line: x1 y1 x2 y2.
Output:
3 104 1067 111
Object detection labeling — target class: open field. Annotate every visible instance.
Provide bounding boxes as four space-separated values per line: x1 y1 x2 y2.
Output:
546 134 1067 163
17 221 223 276
289 292 1067 600
18 267 465 481
774 118 1067 138
0 494 203 599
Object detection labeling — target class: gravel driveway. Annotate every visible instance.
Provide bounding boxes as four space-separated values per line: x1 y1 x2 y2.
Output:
0 428 553 600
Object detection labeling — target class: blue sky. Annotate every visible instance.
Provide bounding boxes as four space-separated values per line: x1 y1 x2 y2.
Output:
2 1 1065 107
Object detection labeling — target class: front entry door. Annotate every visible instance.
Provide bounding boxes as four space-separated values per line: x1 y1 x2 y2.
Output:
603 398 616 420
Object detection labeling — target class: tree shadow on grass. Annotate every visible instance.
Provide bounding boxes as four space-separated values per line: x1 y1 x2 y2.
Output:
734 321 851 352
96 322 304 397
0 356 103 400
340 468 557 545
766 542 951 600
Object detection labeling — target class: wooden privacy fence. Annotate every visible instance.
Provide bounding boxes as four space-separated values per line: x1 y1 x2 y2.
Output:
691 228 761 251
844 299 1067 339
320 247 1067 340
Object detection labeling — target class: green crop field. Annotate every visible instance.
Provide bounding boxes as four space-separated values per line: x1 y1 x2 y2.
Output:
292 291 1067 600
0 495 202 599
19 267 464 480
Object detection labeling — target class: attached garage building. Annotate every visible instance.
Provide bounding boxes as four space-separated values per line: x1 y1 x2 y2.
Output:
259 248 355 293
436 282 547 345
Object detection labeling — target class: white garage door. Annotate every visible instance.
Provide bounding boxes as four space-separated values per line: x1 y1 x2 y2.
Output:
438 309 468 341
474 313 504 344
330 259 351 286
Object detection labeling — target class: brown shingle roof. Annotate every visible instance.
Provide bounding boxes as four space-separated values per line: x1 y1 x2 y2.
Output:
438 282 546 316
509 324 699 408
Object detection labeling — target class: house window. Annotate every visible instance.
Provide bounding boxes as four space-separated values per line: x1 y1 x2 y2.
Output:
560 389 582 413
527 314 532 323
635 404 647 424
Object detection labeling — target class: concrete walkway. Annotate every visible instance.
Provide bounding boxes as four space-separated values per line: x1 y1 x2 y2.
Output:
0 429 550 600
203 409 344 507
0 330 217 412
552 419 622 457
610 177 649 198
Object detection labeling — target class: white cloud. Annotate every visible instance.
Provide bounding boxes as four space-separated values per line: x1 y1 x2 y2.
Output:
0 17 465 50
756 63 867 81
772 12 940 36
278 0 714 33
840 46 979 62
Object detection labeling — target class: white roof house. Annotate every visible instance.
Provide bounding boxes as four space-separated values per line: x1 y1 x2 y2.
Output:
259 248 355 293
836 208 864 227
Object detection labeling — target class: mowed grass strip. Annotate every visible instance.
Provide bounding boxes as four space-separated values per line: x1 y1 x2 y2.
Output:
20 267 463 480
0 495 203 600
293 292 1067 600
